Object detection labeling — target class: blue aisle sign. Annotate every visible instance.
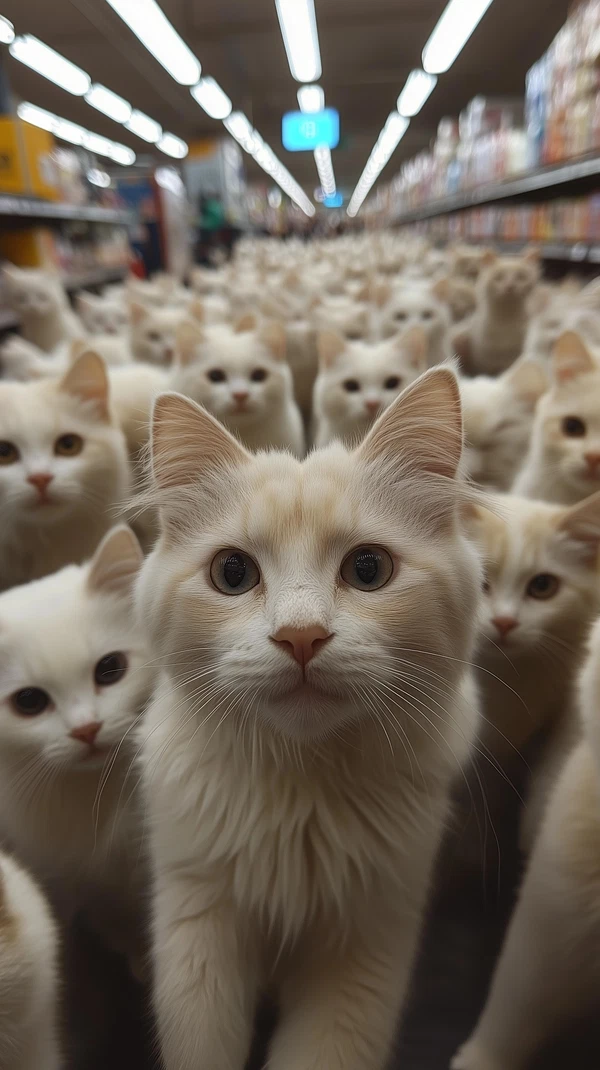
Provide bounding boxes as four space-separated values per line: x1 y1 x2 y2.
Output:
323 192 343 207
282 108 340 151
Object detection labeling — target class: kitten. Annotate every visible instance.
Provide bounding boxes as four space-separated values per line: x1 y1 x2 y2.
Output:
452 244 493 282
376 278 451 365
2 265 82 352
451 614 600 1070
172 315 305 455
453 251 540 375
0 526 152 974
514 331 600 504
76 290 129 335
137 367 482 1070
130 301 196 367
312 327 429 447
445 278 477 324
0 352 131 590
461 357 548 489
0 851 60 1070
312 293 374 342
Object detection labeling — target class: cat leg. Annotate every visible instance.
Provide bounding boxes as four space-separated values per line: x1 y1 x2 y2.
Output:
152 874 258 1070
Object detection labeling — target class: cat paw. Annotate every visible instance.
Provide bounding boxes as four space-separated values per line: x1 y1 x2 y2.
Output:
451 1038 503 1070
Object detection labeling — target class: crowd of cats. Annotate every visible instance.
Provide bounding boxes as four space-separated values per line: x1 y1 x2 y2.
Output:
1 233 600 1070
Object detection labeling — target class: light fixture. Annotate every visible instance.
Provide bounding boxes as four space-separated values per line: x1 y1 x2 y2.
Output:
297 83 324 113
223 111 314 216
397 69 437 117
87 168 111 188
314 144 335 196
17 101 136 165
275 0 321 82
157 132 189 159
191 77 232 120
104 0 201 85
85 83 132 124
125 109 162 143
347 112 409 218
422 0 495 74
0 16 15 45
10 34 91 96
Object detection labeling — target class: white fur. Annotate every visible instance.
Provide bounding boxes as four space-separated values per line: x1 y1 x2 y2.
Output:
2 266 82 352
76 290 129 336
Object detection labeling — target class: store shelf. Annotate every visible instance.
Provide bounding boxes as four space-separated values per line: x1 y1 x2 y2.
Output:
0 266 128 332
392 154 600 226
0 196 133 225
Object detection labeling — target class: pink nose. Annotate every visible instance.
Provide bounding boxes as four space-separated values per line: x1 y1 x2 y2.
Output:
492 616 518 639
271 625 333 668
70 721 102 746
585 452 600 474
27 472 53 495
365 400 381 414
233 391 249 403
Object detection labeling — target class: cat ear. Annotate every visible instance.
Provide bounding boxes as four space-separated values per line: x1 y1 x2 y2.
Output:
235 312 257 333
75 293 95 314
372 282 391 308
358 366 462 480
317 330 346 368
558 491 600 564
481 250 497 268
187 299 205 324
503 357 548 407
398 325 428 371
129 301 148 327
259 320 286 361
432 277 450 303
87 525 143 594
552 331 596 384
523 246 540 264
58 351 109 419
175 320 204 366
151 392 251 491
2 264 22 285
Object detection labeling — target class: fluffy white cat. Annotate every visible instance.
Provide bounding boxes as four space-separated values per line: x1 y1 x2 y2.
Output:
0 352 131 590
130 301 196 366
76 290 129 335
376 278 451 364
137 367 482 1070
2 265 82 352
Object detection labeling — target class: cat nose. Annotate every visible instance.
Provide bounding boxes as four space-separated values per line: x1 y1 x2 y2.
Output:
70 721 102 746
492 616 519 639
27 472 54 495
585 452 600 474
233 390 249 403
271 625 333 668
364 399 381 414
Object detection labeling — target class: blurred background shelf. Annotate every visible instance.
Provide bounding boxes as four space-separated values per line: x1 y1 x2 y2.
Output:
0 196 133 225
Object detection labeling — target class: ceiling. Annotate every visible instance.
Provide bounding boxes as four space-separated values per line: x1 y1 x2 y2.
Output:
1 0 571 198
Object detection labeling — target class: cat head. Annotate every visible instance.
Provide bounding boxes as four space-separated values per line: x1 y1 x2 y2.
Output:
129 302 192 366
478 251 540 305
76 291 129 336
377 279 450 347
312 295 373 342
0 527 152 771
314 327 429 439
461 357 548 488
2 266 65 318
452 245 493 282
173 314 292 426
444 278 477 324
533 331 600 494
137 366 481 746
470 491 600 656
0 352 129 528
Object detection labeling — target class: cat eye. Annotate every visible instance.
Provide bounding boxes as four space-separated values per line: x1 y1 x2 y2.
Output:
94 652 128 686
384 376 401 390
562 416 586 437
251 368 268 382
210 550 260 595
394 311 408 321
55 433 83 457
526 573 560 600
207 368 226 382
10 687 50 717
0 440 19 465
346 331 362 341
340 546 394 592
421 310 434 320
148 331 162 342
343 379 360 392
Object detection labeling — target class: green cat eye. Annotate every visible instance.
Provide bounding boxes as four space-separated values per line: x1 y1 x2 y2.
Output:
210 550 260 595
341 546 394 592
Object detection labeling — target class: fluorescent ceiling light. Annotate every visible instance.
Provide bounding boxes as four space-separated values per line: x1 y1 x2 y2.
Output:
275 0 321 82
0 16 15 45
297 83 324 113
104 0 201 85
223 111 314 216
422 0 495 74
125 109 162 143
191 77 232 120
88 168 111 188
18 101 136 165
10 34 90 96
85 83 132 124
397 69 437 117
157 132 189 159
347 112 409 218
314 144 335 196
223 111 254 142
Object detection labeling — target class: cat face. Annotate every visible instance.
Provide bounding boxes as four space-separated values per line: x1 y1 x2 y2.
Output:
0 528 152 771
138 367 480 744
480 253 539 304
77 292 129 336
130 303 188 366
471 492 600 656
0 353 128 529
378 281 450 348
173 317 292 426
2 267 62 318
313 295 373 342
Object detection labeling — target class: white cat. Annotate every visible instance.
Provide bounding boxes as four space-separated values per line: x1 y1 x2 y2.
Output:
172 315 305 455
130 301 196 366
312 327 429 447
312 293 375 342
514 331 600 504
376 278 451 365
0 851 61 1070
0 526 152 975
0 351 131 590
137 367 481 1070
2 265 82 352
76 290 129 335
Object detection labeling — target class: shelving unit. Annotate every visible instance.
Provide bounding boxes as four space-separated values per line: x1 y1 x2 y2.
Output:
0 196 133 226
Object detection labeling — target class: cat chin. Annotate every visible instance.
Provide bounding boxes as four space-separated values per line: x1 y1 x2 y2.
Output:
262 688 352 743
